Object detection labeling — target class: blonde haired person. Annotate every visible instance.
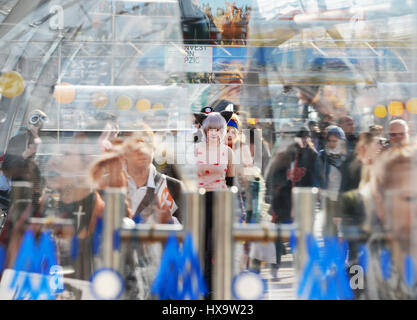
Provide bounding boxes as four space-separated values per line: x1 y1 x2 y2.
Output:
339 141 417 299
89 130 183 299
339 132 385 299
225 114 253 181
89 130 183 225
362 142 417 299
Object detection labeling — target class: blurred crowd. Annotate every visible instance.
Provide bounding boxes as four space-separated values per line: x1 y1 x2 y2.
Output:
0 83 416 299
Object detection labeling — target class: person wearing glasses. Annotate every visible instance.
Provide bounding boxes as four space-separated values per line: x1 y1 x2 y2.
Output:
0 110 48 245
89 131 183 299
388 119 410 147
2 109 48 182
0 110 51 275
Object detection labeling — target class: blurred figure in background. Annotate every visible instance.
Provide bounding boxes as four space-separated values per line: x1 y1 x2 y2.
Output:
2 109 48 216
338 115 358 155
2 138 106 282
246 128 276 276
226 115 255 183
364 142 417 299
388 119 409 147
0 109 48 268
339 131 385 298
340 127 387 193
315 125 347 236
225 113 252 219
315 126 346 196
308 120 322 152
90 131 183 224
43 138 106 278
271 122 294 156
89 131 183 299
265 126 319 279
369 124 384 138
248 126 271 178
193 113 205 143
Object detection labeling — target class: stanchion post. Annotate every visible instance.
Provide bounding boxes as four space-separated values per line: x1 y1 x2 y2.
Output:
292 187 318 287
183 189 206 270
212 189 235 300
102 187 126 273
321 190 339 237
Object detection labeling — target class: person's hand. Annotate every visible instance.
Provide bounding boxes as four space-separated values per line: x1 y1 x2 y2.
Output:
152 205 173 224
99 138 113 152
98 123 117 152
22 143 38 159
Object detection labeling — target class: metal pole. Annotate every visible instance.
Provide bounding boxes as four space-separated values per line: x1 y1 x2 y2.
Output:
183 190 205 268
28 217 73 226
120 223 289 243
234 223 281 242
212 190 235 300
321 190 339 237
102 187 126 273
292 187 318 287
120 224 184 242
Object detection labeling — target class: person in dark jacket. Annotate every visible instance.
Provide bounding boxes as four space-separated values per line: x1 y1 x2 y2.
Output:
314 125 348 236
266 126 320 220
0 109 48 250
265 126 319 279
338 115 358 155
2 109 47 183
315 125 347 194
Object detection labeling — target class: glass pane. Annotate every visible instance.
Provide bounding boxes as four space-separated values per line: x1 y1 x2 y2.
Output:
1 0 417 301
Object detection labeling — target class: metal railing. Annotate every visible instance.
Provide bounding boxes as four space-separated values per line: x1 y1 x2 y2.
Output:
13 185 361 300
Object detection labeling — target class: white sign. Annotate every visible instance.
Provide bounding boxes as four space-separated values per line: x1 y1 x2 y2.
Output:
166 45 213 73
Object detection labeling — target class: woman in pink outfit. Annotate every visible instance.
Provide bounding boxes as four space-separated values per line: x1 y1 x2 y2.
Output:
195 111 235 191
193 109 234 299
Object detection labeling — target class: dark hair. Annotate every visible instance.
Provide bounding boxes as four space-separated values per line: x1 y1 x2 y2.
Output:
296 126 311 138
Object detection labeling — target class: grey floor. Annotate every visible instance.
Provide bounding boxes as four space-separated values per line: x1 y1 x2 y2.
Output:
261 250 297 300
